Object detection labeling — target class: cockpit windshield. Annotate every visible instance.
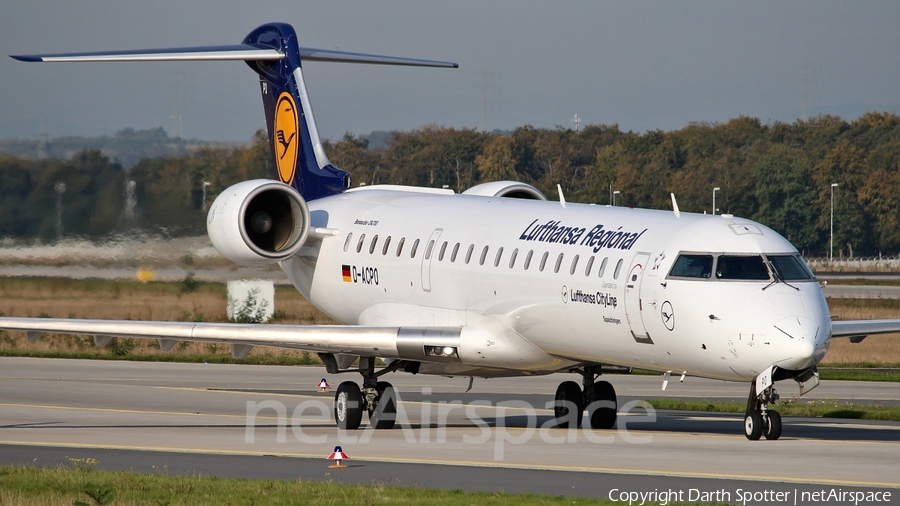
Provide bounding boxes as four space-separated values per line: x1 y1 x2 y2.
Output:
768 254 814 280
669 254 713 278
667 252 815 282
715 255 769 280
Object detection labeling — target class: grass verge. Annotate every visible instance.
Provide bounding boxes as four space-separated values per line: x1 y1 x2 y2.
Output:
0 464 727 506
628 365 900 382
644 398 900 421
818 367 900 382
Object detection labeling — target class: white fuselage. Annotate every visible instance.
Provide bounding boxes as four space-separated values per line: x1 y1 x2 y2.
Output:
279 187 831 382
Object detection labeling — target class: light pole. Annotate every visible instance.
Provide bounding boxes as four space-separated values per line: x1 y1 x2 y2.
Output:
830 183 838 263
54 181 66 238
202 181 211 211
613 190 621 207
712 187 720 215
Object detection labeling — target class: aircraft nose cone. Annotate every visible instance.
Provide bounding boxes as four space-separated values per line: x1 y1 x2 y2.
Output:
771 316 819 371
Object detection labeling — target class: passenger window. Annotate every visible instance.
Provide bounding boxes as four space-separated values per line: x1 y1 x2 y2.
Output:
569 254 580 275
369 235 379 254
382 236 391 255
494 247 504 267
451 243 460 262
539 251 549 272
425 240 435 260
716 255 770 280
584 256 594 276
767 255 813 280
343 233 353 252
357 234 366 253
613 259 623 279
438 241 448 261
554 253 564 273
524 250 533 270
396 237 405 257
479 246 489 266
410 239 420 258
509 248 518 268
598 257 608 277
669 254 713 279
597 257 609 278
465 244 475 264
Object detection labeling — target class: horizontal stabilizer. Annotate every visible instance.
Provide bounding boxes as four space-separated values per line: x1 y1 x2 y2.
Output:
297 48 457 68
11 45 457 68
10 44 283 62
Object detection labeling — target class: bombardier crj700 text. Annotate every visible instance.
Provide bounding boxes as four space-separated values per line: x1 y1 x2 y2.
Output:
5 23 899 440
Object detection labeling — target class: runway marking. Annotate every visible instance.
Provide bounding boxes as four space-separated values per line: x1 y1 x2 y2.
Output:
798 421 900 431
1 439 898 489
5 406 899 452
0 402 282 421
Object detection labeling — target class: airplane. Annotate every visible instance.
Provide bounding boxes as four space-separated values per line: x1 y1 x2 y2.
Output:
4 22 899 441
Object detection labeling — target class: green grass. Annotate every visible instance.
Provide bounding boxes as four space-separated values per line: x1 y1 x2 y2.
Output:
0 464 727 506
627 366 900 382
818 367 900 382
644 398 900 421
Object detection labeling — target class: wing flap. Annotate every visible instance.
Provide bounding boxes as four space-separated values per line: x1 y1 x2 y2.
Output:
0 317 403 357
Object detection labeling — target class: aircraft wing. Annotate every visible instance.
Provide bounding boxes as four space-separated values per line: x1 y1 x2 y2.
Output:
831 319 900 339
0 316 455 360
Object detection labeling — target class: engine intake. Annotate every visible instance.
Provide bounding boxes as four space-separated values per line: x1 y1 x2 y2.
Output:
207 179 310 264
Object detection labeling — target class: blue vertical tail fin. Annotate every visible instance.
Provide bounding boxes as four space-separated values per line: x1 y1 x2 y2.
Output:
10 22 457 201
242 23 349 200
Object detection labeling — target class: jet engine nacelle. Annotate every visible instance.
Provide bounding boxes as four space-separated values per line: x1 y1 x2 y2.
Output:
462 181 548 200
207 179 310 264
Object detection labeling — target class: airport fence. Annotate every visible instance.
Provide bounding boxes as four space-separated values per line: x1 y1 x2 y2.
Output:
806 255 900 272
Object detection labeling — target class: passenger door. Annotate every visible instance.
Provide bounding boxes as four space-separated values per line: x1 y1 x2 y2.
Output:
421 228 443 292
625 253 653 344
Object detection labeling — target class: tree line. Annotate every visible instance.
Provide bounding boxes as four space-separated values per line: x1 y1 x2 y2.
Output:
1 113 899 258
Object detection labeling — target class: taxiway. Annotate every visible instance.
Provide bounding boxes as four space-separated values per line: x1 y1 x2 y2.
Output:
1 357 897 501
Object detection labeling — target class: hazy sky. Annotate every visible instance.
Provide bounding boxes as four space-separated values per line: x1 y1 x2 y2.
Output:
2 1 899 142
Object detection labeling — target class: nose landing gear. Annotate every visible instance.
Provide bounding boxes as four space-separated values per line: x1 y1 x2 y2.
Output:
553 366 618 430
744 381 781 440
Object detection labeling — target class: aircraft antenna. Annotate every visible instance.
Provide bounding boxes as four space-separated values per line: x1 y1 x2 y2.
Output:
670 193 681 218
557 184 567 208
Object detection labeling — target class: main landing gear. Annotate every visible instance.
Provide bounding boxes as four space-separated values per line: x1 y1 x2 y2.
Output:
553 366 618 429
744 382 781 441
333 357 401 430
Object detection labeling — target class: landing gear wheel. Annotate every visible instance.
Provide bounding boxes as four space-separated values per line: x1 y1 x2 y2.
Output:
588 380 617 429
368 381 397 429
764 410 782 440
554 381 583 428
334 381 363 430
744 410 763 440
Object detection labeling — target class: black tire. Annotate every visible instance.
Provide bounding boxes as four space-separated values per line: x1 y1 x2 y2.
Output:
554 381 583 428
368 381 397 429
587 380 617 430
744 411 763 440
334 381 363 430
764 410 782 440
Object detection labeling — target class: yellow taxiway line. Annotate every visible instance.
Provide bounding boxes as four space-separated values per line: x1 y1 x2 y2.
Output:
1 439 898 489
